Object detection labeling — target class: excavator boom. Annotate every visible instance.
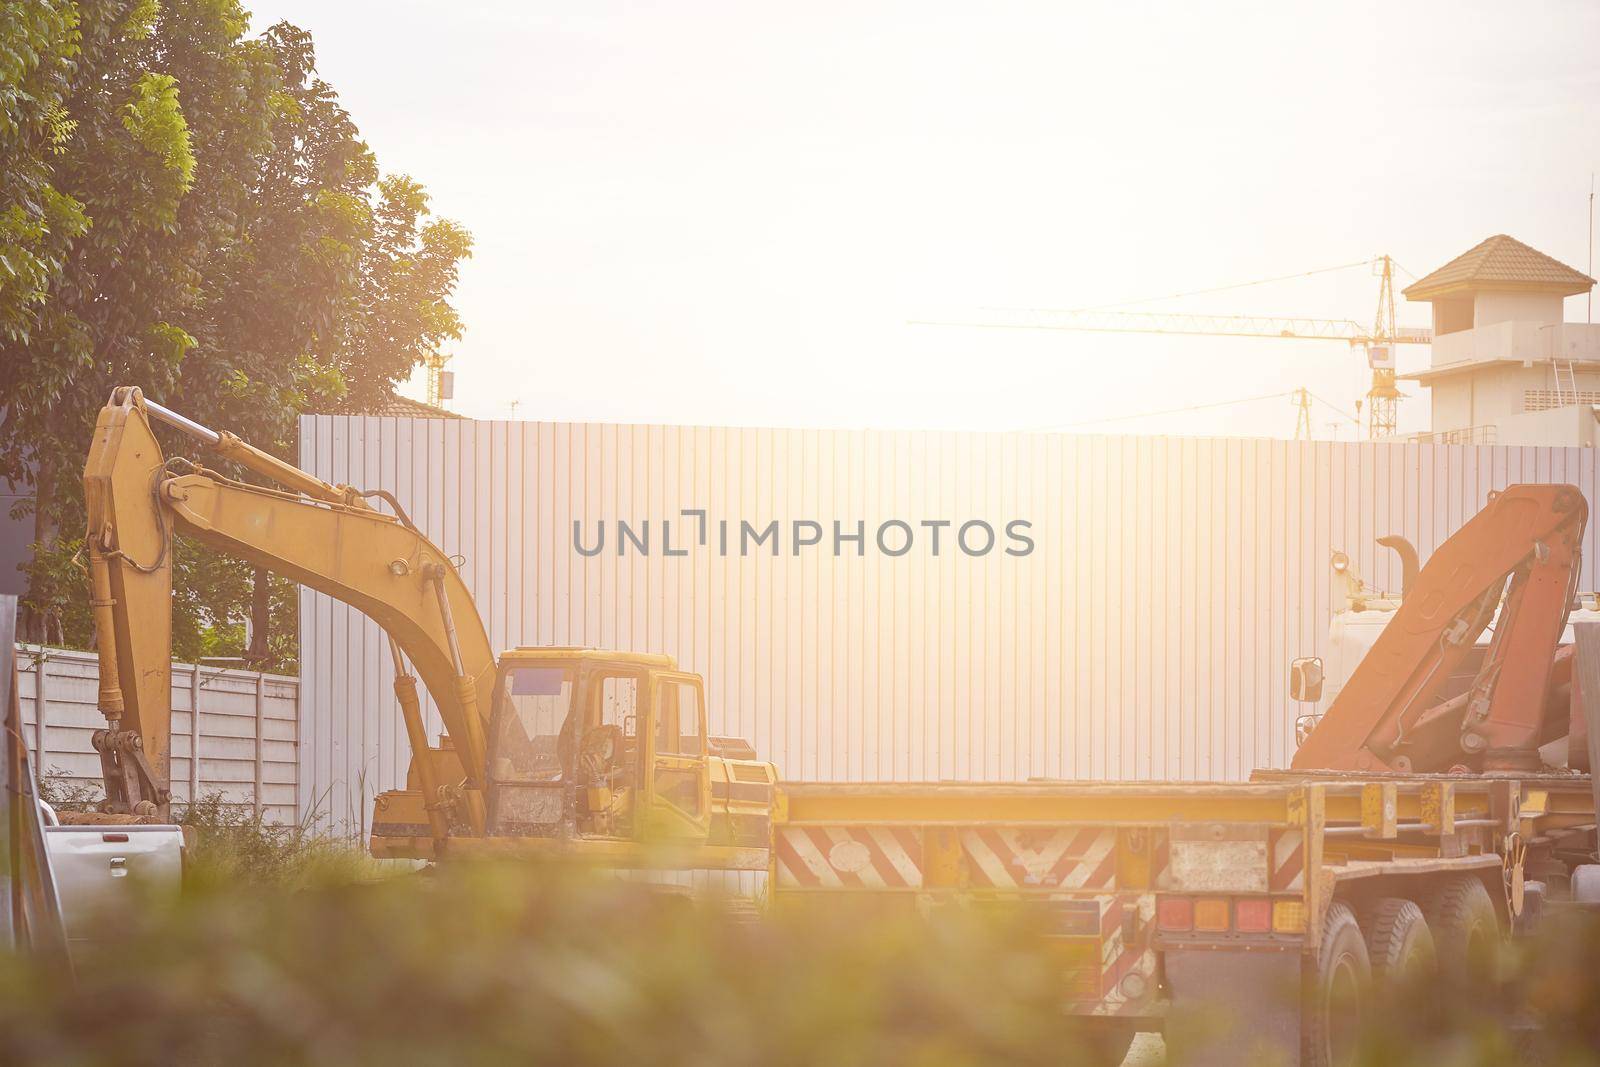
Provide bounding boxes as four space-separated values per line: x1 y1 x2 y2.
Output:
1293 483 1588 773
82 387 495 823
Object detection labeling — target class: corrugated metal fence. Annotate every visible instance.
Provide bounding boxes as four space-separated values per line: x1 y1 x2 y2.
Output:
15 645 299 824
298 417 1600 829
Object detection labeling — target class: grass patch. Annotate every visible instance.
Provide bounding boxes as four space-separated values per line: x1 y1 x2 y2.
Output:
38 772 391 889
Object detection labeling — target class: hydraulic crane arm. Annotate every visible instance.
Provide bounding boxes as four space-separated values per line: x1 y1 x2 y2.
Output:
1292 483 1588 774
82 387 496 824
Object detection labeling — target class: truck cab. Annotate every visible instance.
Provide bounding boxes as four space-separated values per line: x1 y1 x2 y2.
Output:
370 648 775 866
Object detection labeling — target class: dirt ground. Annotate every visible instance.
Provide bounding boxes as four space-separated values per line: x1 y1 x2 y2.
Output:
1122 1032 1165 1066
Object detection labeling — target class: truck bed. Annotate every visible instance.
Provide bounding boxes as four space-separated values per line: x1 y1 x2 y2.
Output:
770 771 1595 1024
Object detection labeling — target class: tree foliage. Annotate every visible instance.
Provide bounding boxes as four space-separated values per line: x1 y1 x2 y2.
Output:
0 1 89 343
0 1 472 666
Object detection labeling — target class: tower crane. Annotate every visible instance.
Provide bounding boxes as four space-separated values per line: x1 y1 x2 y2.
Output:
424 350 452 409
919 255 1431 439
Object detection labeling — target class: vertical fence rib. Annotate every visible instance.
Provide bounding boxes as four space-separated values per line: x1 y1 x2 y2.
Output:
189 664 201 804
34 646 46 763
254 671 266 820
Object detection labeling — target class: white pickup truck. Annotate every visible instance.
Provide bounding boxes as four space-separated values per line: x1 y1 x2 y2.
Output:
6 598 182 955
38 802 185 949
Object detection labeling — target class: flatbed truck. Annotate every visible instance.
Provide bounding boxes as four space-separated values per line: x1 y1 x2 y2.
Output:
771 771 1594 1065
772 485 1600 1066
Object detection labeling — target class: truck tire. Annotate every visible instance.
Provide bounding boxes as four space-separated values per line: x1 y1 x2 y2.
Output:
1422 875 1500 978
1303 900 1369 1067
1572 865 1600 903
1360 897 1434 983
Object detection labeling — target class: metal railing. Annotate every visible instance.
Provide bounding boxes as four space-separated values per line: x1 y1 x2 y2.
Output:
1405 425 1499 445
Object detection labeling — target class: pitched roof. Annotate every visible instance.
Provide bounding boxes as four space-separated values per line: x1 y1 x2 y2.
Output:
339 393 465 419
1402 234 1595 300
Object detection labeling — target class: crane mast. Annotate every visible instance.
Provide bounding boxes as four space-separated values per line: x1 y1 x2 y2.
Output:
1364 254 1403 438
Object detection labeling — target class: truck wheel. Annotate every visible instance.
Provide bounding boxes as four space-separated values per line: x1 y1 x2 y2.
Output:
1063 1019 1136 1067
1360 897 1435 983
1572 865 1600 904
1422 876 1500 978
1304 900 1369 1067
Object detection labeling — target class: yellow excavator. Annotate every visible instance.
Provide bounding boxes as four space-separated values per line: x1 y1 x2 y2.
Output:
80 386 774 870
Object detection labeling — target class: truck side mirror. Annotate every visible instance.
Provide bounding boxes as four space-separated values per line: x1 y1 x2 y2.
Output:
1289 657 1324 703
1295 714 1320 748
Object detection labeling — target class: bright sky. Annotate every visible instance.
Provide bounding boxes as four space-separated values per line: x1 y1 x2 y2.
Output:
247 1 1600 438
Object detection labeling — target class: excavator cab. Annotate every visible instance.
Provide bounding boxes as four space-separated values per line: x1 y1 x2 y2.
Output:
481 649 711 844
374 645 771 865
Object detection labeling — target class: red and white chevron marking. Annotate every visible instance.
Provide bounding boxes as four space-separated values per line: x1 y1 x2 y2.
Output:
1091 894 1157 1016
774 826 924 888
960 827 1119 889
1151 831 1170 887
1050 893 1157 1016
1269 828 1305 892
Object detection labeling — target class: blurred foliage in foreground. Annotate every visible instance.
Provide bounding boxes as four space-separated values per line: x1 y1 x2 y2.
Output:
4 828 1600 1066
0 863 1106 1067
1356 906 1600 1067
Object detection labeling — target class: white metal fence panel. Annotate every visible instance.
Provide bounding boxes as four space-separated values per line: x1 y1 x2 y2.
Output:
14 645 299 825
298 418 1600 830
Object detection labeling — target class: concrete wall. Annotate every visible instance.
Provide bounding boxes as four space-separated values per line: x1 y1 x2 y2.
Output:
1430 321 1600 368
15 644 300 825
1427 378 1476 434
297 416 1600 830
1431 297 1473 336
1494 405 1600 447
1475 290 1563 328
1426 361 1600 439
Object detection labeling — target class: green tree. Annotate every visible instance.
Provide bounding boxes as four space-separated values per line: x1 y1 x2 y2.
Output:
0 1 89 343
0 2 472 666
0 0 203 644
335 174 472 411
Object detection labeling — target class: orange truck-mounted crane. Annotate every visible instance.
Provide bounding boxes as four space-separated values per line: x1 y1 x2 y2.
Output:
1291 483 1588 775
79 387 774 869
769 483 1600 1067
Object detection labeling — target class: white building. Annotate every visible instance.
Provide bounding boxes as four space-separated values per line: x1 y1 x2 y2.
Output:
1402 234 1599 445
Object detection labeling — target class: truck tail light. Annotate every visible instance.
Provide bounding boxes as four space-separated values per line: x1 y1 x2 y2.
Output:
1272 899 1308 933
1235 898 1272 933
1193 897 1230 932
1157 896 1193 931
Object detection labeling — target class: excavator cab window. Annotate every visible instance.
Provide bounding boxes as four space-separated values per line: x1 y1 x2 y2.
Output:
644 673 710 835
486 665 576 836
588 673 641 785
491 666 574 783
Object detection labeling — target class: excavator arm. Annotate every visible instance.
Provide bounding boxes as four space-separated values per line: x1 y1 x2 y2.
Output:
81 387 496 835
1293 483 1588 773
